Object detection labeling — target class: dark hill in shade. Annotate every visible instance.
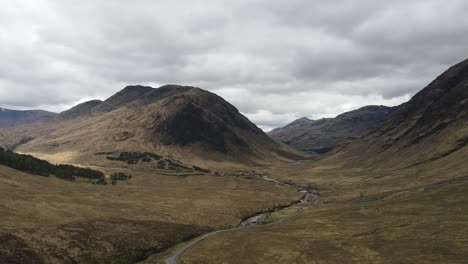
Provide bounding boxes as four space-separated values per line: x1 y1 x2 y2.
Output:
269 106 392 154
0 108 56 128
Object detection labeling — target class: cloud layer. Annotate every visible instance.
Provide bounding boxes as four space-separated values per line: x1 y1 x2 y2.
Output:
1 0 467 130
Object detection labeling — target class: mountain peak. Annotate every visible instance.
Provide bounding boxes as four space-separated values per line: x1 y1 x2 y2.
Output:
53 84 201 120
90 85 153 113
59 100 103 120
109 85 154 101
285 117 314 128
152 86 267 153
269 106 392 154
120 85 154 93
336 105 392 120
5 84 303 165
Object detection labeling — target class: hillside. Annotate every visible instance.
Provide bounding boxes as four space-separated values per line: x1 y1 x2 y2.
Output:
0 85 305 168
328 58 468 168
0 108 56 128
0 162 300 263
150 59 468 264
269 105 392 154
3 59 467 264
0 88 305 264
271 117 314 130
58 100 103 120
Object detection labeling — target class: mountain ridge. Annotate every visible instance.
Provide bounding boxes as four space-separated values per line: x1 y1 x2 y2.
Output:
0 85 306 168
0 108 57 128
327 58 468 168
269 105 392 154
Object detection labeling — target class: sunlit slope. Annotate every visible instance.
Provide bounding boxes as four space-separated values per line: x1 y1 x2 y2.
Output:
0 85 306 168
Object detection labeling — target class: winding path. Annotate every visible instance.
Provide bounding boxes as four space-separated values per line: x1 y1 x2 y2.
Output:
165 178 320 264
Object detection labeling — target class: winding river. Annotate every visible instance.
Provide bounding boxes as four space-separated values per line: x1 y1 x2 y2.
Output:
165 176 320 264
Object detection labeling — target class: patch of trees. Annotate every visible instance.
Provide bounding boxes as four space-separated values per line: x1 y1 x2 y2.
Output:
157 160 166 170
192 166 211 174
166 159 192 171
0 147 106 184
157 160 210 173
53 164 104 181
105 151 211 174
8 137 34 151
106 152 162 164
110 172 132 185
155 159 192 172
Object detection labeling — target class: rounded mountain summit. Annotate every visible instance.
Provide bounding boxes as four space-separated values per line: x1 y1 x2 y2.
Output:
4 85 306 168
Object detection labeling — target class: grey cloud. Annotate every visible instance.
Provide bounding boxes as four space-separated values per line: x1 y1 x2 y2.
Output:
0 0 467 130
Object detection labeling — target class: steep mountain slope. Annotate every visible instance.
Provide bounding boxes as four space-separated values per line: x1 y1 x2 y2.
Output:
0 108 56 128
329 58 468 168
169 58 468 264
269 106 392 154
1 85 304 167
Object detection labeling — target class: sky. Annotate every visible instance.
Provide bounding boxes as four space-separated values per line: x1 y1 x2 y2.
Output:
0 1 467 131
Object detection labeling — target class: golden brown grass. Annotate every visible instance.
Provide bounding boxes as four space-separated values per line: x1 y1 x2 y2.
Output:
178 176 468 264
0 165 301 229
163 141 468 264
0 165 301 262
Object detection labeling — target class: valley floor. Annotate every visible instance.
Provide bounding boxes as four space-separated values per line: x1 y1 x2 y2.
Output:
2 147 468 263
0 165 300 263
174 175 468 264
148 148 468 264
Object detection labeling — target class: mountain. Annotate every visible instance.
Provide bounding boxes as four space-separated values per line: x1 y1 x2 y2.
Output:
0 108 56 128
58 85 217 120
269 105 392 154
274 117 314 131
0 85 305 167
328 58 468 168
180 59 468 264
58 100 103 120
0 89 304 264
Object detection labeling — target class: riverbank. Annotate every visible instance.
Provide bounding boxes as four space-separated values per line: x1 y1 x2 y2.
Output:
154 175 320 264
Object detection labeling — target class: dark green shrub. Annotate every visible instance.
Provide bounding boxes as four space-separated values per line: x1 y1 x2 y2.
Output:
0 148 105 183
110 173 132 181
193 166 211 173
106 152 162 165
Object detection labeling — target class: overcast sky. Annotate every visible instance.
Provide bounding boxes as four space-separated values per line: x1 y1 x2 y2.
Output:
1 0 467 131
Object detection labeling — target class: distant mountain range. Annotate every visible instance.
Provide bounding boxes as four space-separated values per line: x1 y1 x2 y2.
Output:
0 108 56 128
0 85 305 168
269 105 392 154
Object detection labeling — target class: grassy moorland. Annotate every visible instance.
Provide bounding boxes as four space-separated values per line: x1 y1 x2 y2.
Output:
171 154 468 264
142 60 468 263
177 178 468 264
166 132 468 263
0 165 301 263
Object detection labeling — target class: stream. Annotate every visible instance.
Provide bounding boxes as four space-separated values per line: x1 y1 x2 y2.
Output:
164 176 320 264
